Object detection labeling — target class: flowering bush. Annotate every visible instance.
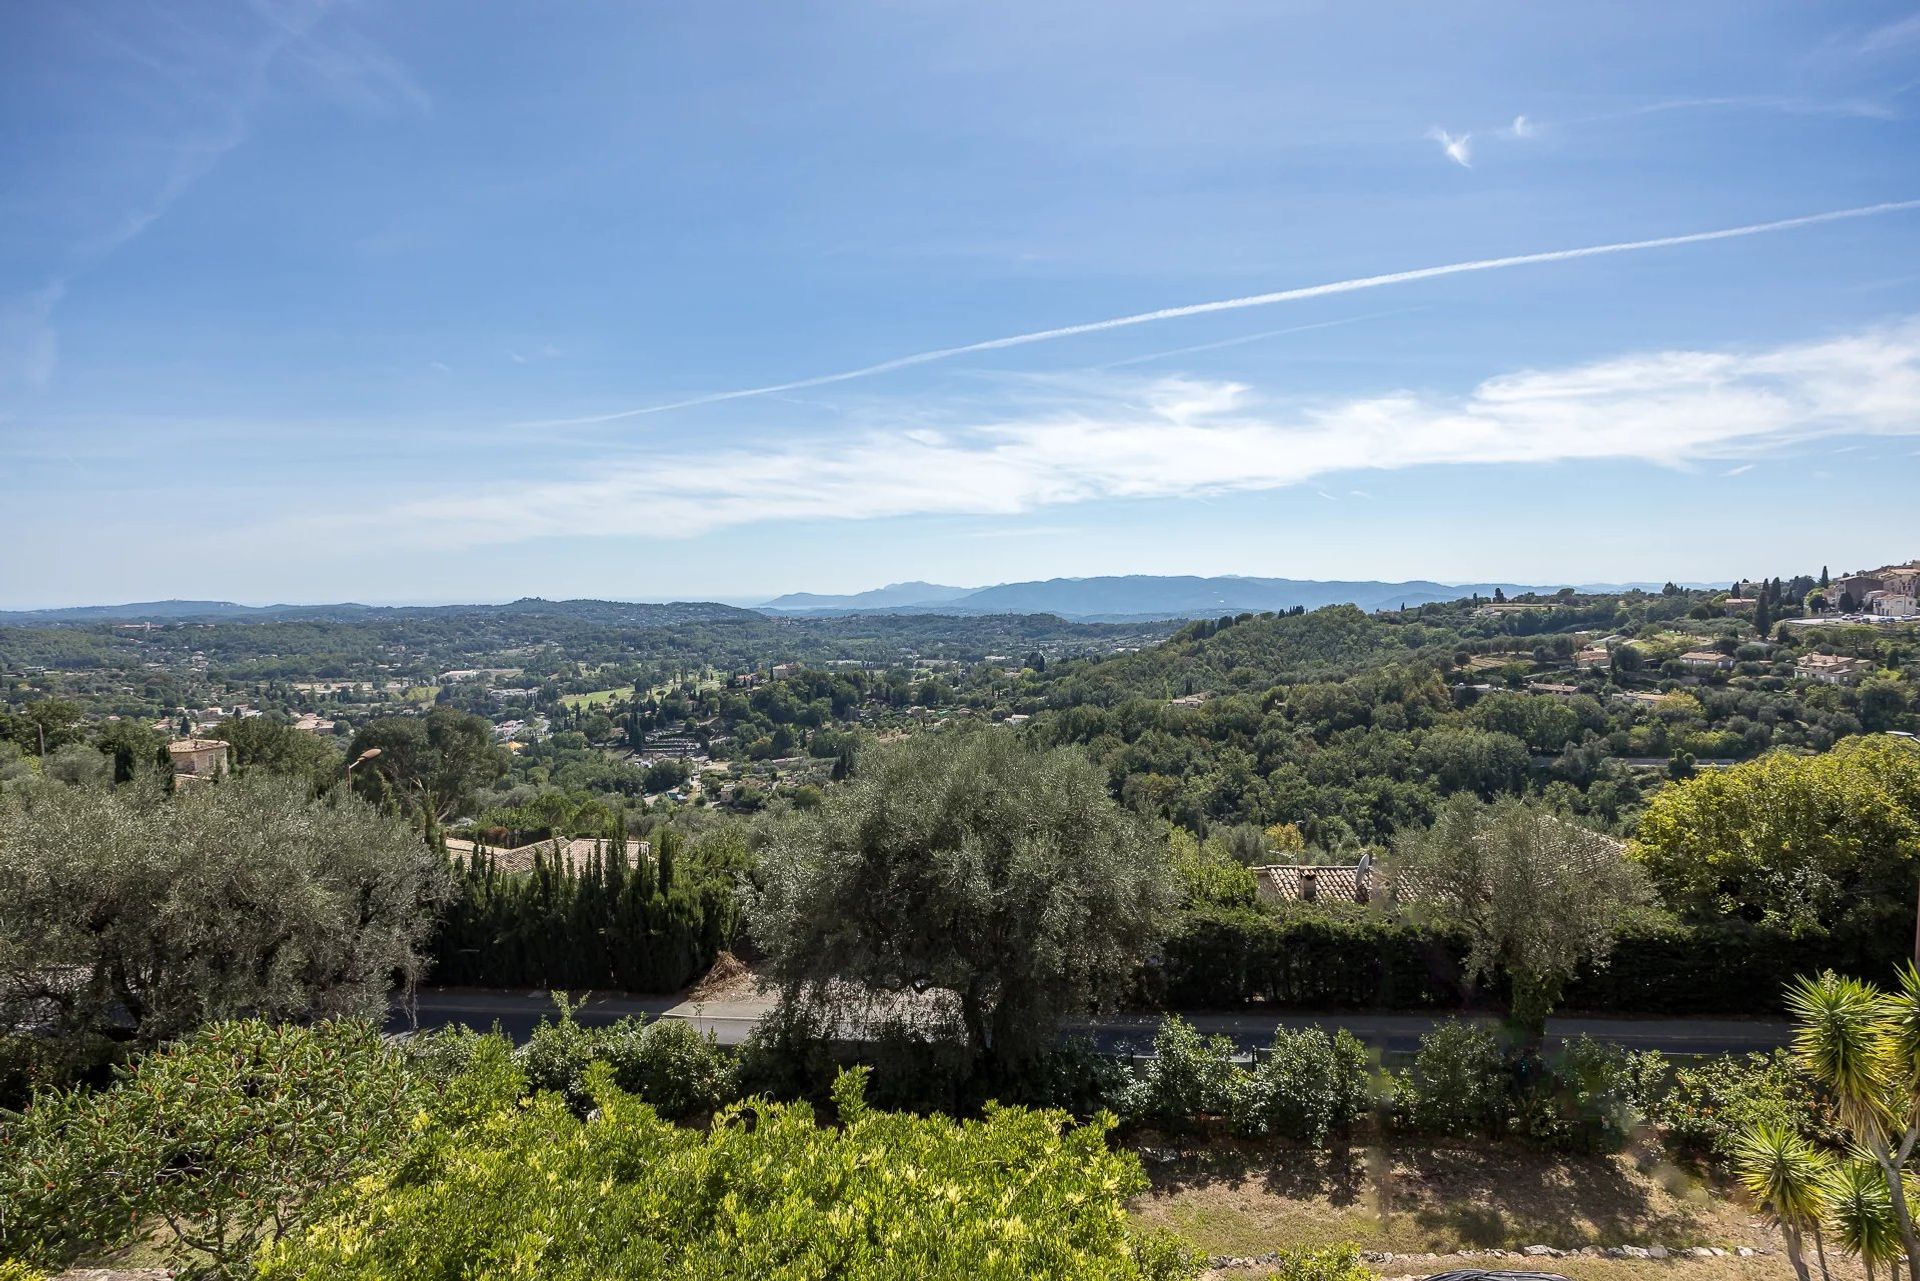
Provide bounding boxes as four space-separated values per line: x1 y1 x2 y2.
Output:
259 1063 1199 1280
1647 1049 1839 1164
0 1019 416 1276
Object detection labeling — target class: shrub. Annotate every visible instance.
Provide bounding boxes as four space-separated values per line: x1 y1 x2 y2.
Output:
1647 1050 1840 1165
733 993 837 1101
603 1018 735 1121
0 1020 416 1276
399 1021 514 1086
0 1263 44 1281
859 1022 977 1116
1120 1017 1240 1132
1268 1243 1376 1280
257 1066 1200 1280
998 1037 1133 1118
1398 1020 1508 1139
514 992 602 1108
1232 1028 1374 1143
1513 1036 1642 1154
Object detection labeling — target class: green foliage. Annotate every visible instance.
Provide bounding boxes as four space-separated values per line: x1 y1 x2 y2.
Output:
258 1066 1199 1281
348 707 509 830
1265 1244 1376 1281
1231 1027 1374 1144
1512 1035 1641 1155
1120 1017 1240 1132
0 1020 417 1276
601 1017 736 1121
1399 1020 1508 1139
1647 1050 1839 1164
431 830 739 992
751 729 1177 1077
0 774 448 1076
1733 1123 1833 1277
513 995 735 1120
1169 827 1260 911
1396 796 1650 1040
213 715 345 794
1156 906 1463 1010
1633 736 1920 930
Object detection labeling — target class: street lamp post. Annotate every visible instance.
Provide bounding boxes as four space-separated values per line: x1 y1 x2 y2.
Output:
345 746 382 788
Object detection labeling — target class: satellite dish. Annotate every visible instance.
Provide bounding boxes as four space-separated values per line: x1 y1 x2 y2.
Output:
1356 851 1373 874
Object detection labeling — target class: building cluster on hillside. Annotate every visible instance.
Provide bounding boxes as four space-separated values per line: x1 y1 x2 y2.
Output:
1832 561 1920 619
1795 653 1874 686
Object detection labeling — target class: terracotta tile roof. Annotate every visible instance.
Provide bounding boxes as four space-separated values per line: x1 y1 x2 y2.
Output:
446 836 650 875
1252 864 1422 905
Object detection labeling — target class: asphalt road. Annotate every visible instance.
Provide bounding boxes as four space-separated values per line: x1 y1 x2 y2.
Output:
391 988 1791 1057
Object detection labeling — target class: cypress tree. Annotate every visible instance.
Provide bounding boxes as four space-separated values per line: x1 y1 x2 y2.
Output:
657 828 677 897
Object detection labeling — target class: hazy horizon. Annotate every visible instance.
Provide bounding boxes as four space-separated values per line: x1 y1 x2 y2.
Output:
2 570 1742 615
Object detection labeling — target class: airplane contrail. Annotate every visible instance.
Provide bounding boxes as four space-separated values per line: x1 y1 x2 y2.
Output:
1093 307 1422 369
535 198 1920 426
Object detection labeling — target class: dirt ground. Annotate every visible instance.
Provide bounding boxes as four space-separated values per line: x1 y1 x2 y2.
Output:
1127 1138 1857 1280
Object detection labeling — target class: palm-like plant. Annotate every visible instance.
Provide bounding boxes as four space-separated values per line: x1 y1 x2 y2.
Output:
1788 969 1920 1278
1825 1158 1905 1281
1735 1123 1835 1281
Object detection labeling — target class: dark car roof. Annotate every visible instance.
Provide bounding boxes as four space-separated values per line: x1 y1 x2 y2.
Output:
1421 1272 1571 1281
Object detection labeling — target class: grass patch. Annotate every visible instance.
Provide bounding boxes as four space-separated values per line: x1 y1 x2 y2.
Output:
562 688 628 709
1126 1140 1811 1277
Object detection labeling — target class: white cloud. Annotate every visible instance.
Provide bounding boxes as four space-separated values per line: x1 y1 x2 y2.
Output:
1426 127 1473 167
1509 114 1537 139
1723 463 1756 476
322 320 1920 551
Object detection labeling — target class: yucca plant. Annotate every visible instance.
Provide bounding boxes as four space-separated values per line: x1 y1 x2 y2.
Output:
1787 968 1920 1278
1825 1158 1905 1281
1735 1123 1835 1281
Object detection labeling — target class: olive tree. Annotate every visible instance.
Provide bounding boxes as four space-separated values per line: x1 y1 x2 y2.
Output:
749 730 1177 1079
0 774 450 1074
1395 796 1650 1044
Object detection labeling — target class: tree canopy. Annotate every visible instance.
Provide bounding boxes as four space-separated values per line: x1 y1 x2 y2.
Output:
0 774 449 1079
750 730 1177 1078
1395 796 1650 1040
1633 735 1920 930
348 707 508 833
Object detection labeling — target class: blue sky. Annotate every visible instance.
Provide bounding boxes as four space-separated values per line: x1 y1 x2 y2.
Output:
3 0 1919 607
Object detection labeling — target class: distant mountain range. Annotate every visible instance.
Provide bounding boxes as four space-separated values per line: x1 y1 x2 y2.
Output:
759 582 975 612
1 578 1695 628
759 575 1682 621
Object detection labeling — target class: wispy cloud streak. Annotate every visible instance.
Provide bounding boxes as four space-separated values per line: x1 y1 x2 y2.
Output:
540 199 1920 426
356 320 1920 549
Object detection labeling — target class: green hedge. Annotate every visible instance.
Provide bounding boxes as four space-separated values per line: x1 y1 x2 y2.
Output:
1154 908 1464 1009
1565 915 1908 1015
1155 908 1909 1016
